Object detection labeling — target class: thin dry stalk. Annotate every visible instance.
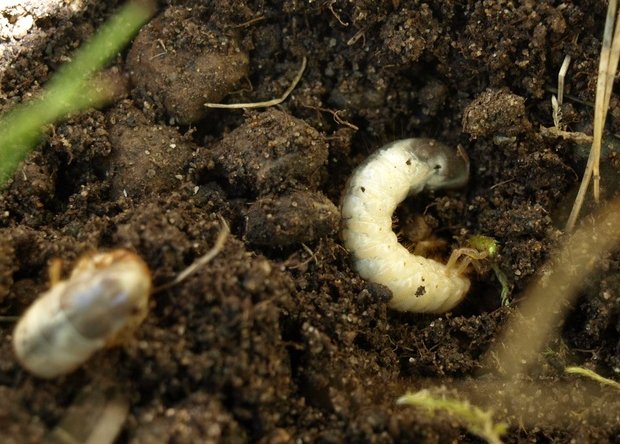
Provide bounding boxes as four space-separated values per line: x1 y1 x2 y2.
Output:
205 57 307 109
49 384 129 444
566 0 619 231
484 195 620 377
596 2 620 201
154 217 229 292
557 55 571 110
552 55 571 128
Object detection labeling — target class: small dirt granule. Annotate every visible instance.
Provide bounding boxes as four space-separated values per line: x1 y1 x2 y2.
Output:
107 104 195 199
127 6 249 124
245 191 338 246
206 109 329 196
462 88 531 139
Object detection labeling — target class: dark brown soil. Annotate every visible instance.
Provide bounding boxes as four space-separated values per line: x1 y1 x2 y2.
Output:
2 0 620 442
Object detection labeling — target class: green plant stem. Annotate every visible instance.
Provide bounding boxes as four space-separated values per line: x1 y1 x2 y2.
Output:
565 366 620 390
397 390 507 444
0 0 155 186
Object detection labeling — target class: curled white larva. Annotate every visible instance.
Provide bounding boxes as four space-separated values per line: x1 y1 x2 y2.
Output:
341 138 470 313
13 250 151 378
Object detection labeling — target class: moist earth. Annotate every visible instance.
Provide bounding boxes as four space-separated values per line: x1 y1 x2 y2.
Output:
1 0 620 443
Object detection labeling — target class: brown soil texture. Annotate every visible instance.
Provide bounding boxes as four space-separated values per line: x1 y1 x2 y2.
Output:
2 0 620 442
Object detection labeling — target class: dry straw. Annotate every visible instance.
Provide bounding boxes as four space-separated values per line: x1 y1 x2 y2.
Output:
485 195 620 377
566 0 620 231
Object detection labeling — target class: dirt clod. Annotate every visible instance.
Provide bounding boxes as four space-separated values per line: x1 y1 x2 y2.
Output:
205 109 329 196
462 88 531 139
107 103 196 199
127 6 249 124
244 190 338 246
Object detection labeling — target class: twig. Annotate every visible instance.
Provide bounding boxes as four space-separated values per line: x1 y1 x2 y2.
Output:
301 103 359 130
539 125 593 144
205 57 307 109
327 0 349 26
149 39 168 60
489 178 515 190
229 15 265 29
347 28 366 46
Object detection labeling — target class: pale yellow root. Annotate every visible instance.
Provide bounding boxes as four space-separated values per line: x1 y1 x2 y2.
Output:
154 216 229 293
205 57 307 109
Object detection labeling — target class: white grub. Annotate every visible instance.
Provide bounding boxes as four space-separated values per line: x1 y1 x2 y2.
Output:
341 138 470 313
13 250 152 379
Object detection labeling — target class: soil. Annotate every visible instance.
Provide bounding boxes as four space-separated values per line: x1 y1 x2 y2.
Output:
1 0 620 442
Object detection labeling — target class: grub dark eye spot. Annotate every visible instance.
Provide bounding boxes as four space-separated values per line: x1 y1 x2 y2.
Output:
406 159 412 165
360 186 366 192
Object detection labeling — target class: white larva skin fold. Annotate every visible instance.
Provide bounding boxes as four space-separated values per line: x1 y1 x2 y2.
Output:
13 250 152 379
341 138 470 313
